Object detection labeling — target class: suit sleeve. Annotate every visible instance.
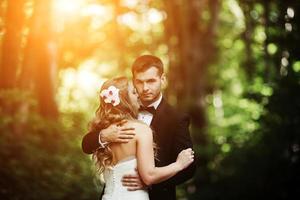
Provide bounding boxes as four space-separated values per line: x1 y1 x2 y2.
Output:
158 114 196 187
81 129 101 154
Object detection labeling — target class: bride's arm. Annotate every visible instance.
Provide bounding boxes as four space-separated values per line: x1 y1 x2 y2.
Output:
136 124 193 186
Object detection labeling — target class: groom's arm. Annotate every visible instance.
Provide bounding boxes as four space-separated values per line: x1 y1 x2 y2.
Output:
82 121 136 154
82 130 101 154
158 114 196 187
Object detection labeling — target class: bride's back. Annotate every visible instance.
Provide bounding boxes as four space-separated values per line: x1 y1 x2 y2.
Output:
109 120 147 165
102 120 151 200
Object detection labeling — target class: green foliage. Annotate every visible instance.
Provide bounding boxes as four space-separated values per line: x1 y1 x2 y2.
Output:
192 72 300 200
189 1 300 200
0 90 101 200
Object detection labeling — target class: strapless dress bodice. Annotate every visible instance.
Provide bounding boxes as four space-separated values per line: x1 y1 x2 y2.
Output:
102 156 149 200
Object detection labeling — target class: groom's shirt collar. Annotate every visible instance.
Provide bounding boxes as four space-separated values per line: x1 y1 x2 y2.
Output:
138 93 162 126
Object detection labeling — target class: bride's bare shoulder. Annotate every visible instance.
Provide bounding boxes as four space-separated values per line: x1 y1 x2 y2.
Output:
126 120 152 134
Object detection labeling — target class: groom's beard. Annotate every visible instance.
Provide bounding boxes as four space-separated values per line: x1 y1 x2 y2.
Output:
139 92 161 106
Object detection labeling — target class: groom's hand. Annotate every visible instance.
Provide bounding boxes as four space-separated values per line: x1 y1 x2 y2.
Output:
101 120 136 143
121 168 146 191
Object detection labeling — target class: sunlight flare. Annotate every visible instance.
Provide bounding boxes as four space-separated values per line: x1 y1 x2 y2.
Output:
53 0 85 16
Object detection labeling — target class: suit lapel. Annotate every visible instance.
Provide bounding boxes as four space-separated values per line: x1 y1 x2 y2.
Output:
150 98 173 166
150 98 166 128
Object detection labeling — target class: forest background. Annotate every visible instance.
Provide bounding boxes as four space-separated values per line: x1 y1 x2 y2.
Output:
0 0 299 199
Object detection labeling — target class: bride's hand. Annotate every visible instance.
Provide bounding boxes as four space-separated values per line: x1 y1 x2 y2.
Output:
175 148 194 170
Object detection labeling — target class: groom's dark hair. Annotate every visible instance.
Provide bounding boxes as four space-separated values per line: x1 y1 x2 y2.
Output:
132 55 164 77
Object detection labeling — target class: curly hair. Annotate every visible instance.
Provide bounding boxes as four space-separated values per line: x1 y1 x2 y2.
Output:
88 77 138 173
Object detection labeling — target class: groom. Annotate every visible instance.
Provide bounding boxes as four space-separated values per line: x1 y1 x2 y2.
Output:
82 55 196 200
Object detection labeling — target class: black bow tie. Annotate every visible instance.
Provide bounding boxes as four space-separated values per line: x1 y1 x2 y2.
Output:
139 106 156 114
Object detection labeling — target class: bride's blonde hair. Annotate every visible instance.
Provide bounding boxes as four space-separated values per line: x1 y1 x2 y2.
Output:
88 77 138 173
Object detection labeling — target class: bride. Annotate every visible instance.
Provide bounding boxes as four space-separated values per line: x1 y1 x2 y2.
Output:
88 77 194 200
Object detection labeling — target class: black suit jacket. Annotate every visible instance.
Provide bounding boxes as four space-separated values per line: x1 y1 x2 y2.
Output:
82 98 196 200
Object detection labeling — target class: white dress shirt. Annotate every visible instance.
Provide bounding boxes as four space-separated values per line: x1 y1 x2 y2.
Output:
138 93 162 126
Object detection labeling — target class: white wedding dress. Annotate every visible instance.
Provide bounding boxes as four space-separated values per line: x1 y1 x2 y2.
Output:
102 156 149 200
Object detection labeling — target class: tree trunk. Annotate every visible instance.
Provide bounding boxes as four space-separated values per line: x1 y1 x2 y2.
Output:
0 0 25 89
164 0 219 131
18 0 58 118
239 0 255 78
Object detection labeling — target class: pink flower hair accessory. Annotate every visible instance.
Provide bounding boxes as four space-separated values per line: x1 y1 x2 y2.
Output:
100 85 120 106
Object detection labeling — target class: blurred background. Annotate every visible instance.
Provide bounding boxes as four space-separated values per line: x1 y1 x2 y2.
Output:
0 0 299 199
